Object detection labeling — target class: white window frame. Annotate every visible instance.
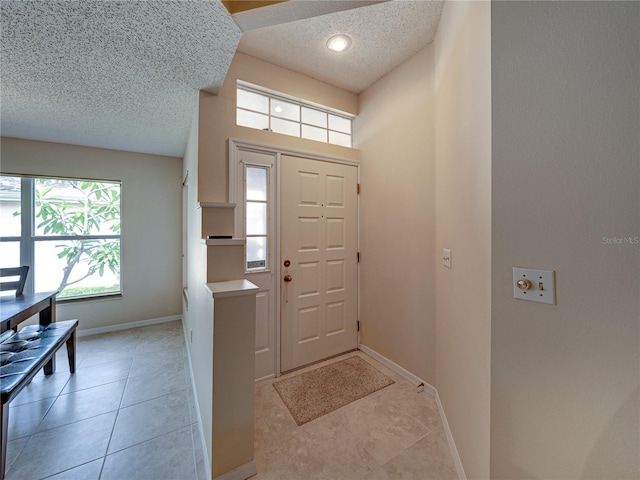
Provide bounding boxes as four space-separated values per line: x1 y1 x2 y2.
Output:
0 174 122 301
244 164 271 273
236 80 355 148
230 154 276 275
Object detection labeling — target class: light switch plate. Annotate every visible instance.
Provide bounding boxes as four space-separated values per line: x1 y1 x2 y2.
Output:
513 267 556 304
443 249 451 269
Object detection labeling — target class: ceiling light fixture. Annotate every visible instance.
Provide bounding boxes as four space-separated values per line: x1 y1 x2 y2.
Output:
327 34 352 53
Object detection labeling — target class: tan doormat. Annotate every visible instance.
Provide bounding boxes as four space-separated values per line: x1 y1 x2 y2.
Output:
273 355 395 425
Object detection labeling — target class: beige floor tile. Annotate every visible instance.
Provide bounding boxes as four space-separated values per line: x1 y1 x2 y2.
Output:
253 443 296 480
254 380 298 452
382 427 458 480
374 381 443 433
254 350 457 480
359 467 393 480
279 411 378 480
339 384 429 464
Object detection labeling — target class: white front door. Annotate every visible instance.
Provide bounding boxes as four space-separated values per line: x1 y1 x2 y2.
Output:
280 155 358 372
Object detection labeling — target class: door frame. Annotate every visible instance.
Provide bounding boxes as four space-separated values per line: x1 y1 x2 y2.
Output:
229 138 360 377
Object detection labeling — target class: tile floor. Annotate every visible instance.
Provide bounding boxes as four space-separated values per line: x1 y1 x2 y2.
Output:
5 320 206 480
254 351 458 480
5 320 457 480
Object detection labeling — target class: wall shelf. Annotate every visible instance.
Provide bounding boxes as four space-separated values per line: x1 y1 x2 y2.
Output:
198 202 236 209
206 279 259 299
199 203 236 238
201 238 245 246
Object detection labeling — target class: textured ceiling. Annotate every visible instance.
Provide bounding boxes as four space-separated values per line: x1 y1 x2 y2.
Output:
0 1 241 157
0 0 444 158
238 0 445 93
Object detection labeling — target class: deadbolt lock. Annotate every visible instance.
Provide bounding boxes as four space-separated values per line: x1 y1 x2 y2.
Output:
284 260 290 267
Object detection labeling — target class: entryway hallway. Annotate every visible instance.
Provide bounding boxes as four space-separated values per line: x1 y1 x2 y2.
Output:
6 321 456 479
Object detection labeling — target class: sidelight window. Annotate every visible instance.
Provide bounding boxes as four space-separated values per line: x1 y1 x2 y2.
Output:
245 166 269 271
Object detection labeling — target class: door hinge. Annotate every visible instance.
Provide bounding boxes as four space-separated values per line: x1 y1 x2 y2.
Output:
357 321 360 332
357 252 360 263
357 183 360 195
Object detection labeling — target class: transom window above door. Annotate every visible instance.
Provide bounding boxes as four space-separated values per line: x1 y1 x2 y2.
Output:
236 81 354 148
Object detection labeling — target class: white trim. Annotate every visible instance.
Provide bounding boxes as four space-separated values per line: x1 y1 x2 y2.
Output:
229 142 279 381
435 390 467 480
206 280 260 298
229 138 359 380
227 141 240 237
76 315 181 337
358 343 465 479
213 461 257 480
229 138 359 167
274 152 282 378
255 373 276 383
182 322 212 480
356 165 361 351
358 343 436 396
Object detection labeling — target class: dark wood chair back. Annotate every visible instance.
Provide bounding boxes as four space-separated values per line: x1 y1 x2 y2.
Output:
0 266 29 296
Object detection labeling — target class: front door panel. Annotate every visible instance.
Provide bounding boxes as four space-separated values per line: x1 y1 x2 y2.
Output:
281 155 358 372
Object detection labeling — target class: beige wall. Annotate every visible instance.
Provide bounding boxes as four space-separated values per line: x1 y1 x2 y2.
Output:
434 2 492 478
198 52 359 203
356 3 492 477
355 45 437 383
182 102 218 470
186 52 360 466
0 137 182 331
491 2 640 478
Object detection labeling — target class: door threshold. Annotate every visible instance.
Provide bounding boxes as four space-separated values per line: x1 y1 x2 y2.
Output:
280 348 359 376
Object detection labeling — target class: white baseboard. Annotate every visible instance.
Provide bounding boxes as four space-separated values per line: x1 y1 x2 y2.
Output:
76 314 182 337
435 390 467 480
213 461 257 480
358 343 465 480
182 323 212 480
358 343 436 397
255 373 276 383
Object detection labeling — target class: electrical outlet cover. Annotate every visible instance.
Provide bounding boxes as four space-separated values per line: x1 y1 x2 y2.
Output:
513 267 556 305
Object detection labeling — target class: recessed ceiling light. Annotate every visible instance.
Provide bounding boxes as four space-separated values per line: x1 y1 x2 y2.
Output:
327 34 352 53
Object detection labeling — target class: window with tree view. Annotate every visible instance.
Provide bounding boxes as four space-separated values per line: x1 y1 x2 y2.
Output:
0 175 121 299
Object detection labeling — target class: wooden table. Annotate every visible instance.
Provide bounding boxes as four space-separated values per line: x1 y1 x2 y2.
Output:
0 291 58 374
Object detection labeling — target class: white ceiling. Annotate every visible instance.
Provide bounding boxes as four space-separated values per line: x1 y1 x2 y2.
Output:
0 0 444 158
237 0 444 93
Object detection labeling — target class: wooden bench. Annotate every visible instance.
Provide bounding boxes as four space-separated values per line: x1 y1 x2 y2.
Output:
0 319 78 479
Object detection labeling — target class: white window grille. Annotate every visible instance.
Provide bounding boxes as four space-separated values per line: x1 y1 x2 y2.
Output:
236 81 354 148
0 175 122 300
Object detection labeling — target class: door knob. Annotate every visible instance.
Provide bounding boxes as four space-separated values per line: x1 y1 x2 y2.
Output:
283 274 292 283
